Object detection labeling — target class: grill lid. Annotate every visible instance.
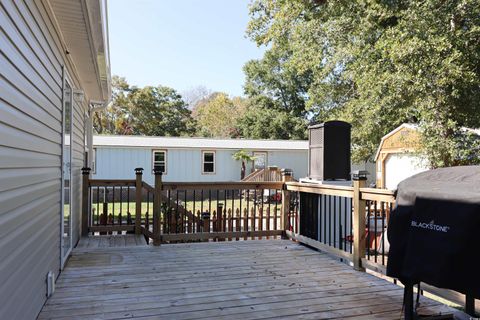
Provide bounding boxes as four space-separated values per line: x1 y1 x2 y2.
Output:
387 165 480 298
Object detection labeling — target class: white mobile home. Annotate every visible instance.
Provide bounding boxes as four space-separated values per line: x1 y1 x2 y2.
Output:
0 1 110 318
92 135 309 184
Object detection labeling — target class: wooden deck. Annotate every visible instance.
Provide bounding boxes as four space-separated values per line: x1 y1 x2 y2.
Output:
75 234 147 249
39 239 457 320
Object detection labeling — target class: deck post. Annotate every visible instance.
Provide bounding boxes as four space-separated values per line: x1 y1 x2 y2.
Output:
81 167 91 236
135 168 144 235
281 168 293 238
352 171 367 271
153 169 163 246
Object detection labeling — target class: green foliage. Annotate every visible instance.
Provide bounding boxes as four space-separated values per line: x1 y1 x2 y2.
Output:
232 150 256 162
246 0 480 166
236 100 307 140
93 76 194 136
232 150 257 180
193 93 247 138
127 86 193 136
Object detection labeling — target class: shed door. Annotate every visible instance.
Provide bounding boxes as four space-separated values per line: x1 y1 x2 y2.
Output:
384 153 428 190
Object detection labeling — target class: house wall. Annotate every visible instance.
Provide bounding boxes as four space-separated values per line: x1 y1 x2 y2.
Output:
0 1 88 318
93 147 309 184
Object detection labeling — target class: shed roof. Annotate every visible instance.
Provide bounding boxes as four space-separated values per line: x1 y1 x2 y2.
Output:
374 124 422 162
93 135 309 150
374 123 480 162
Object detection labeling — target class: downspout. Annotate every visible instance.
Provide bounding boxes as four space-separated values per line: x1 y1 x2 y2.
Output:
86 98 112 171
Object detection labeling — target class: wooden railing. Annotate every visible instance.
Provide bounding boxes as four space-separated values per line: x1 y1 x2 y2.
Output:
285 179 477 316
81 168 477 314
82 168 298 245
242 166 283 182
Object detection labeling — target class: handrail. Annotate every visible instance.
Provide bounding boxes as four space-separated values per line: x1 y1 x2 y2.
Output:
162 181 284 191
142 181 154 192
286 181 354 198
242 169 264 181
89 179 136 186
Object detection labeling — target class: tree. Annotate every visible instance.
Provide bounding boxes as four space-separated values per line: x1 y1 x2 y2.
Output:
193 92 247 137
246 0 480 166
93 75 132 134
182 85 212 110
236 96 307 140
232 150 256 180
92 76 194 137
127 86 194 136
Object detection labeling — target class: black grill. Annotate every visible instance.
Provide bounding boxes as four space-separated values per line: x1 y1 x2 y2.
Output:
387 166 480 318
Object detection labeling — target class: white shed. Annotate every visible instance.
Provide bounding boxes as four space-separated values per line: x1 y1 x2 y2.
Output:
374 124 428 190
92 135 309 184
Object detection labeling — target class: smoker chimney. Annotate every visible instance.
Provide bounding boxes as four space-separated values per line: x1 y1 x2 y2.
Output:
308 121 351 180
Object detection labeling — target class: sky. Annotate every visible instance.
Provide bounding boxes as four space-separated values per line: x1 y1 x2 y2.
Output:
108 0 265 97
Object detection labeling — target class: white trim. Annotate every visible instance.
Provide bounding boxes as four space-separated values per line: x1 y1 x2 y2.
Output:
60 67 73 269
92 135 308 150
201 150 216 175
91 147 97 174
374 123 418 161
152 149 167 174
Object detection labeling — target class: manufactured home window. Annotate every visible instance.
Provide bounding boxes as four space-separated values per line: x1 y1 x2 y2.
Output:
202 151 215 174
152 150 167 174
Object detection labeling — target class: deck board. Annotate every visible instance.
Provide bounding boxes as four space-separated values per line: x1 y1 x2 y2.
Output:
75 234 147 250
39 239 458 319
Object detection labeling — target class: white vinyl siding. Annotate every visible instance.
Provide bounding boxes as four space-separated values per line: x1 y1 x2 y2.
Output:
0 1 87 318
93 148 310 183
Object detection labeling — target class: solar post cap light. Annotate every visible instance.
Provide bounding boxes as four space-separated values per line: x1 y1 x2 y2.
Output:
351 170 369 181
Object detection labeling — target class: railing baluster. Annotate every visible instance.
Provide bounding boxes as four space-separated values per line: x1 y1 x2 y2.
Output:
374 200 378 263
245 189 250 240
367 200 371 260
274 189 278 233
253 189 257 238
333 195 336 248
381 201 385 265
344 196 347 252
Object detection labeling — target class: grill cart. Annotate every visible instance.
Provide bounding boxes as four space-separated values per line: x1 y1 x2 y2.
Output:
387 166 480 319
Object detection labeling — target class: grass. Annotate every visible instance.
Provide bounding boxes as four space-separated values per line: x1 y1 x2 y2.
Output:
91 200 281 217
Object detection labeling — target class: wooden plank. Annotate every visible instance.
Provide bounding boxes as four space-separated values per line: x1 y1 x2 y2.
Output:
361 258 480 314
360 188 396 202
89 225 134 233
38 240 459 320
89 179 136 187
286 230 353 262
286 183 354 198
162 181 284 191
161 230 283 242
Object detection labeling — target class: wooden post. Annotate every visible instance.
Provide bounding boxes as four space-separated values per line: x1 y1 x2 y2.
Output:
281 168 293 238
81 167 91 236
153 169 162 246
135 168 143 235
352 170 368 271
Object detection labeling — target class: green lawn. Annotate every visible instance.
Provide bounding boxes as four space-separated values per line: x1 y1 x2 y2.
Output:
90 199 281 217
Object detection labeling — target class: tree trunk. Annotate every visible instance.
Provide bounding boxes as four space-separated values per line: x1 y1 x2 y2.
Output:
241 161 246 180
